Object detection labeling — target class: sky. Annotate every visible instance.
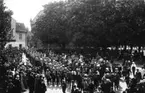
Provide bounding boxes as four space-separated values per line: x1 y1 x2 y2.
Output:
4 0 63 30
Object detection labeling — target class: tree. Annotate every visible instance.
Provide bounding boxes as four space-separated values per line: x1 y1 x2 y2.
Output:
0 3 12 50
33 1 70 49
0 1 13 88
32 0 145 50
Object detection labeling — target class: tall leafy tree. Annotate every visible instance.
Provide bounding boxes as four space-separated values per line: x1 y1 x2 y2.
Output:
34 1 70 48
0 2 12 49
0 1 13 87
32 0 145 49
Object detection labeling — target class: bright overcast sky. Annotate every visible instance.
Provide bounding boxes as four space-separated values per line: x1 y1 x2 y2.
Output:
4 0 64 30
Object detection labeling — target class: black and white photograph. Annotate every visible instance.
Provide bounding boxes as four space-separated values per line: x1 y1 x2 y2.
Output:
1 0 145 93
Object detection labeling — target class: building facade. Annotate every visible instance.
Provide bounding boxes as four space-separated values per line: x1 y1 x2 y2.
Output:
5 18 28 48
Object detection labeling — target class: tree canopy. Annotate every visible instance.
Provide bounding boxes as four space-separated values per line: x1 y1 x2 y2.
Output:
0 3 12 49
32 0 145 49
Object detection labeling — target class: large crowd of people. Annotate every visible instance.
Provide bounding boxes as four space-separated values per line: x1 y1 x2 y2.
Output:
0 47 145 93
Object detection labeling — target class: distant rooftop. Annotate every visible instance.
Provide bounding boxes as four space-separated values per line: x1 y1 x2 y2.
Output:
16 22 28 33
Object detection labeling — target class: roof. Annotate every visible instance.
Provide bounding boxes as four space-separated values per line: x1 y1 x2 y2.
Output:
16 22 27 33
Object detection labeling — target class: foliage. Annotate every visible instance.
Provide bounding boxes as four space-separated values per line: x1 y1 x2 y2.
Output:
0 3 12 49
32 0 145 49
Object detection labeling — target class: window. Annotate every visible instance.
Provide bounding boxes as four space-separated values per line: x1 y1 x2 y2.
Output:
19 33 22 40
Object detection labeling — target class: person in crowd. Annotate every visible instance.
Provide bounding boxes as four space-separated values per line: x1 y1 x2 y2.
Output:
6 79 15 93
34 75 46 93
27 72 35 93
93 70 100 88
101 78 112 93
76 72 83 91
71 80 76 93
51 71 56 86
88 81 95 93
116 76 128 93
39 77 47 93
13 74 21 93
61 79 67 93
56 71 60 86
125 74 130 87
34 74 40 93
19 69 27 92
73 87 81 93
45 69 51 86
130 77 138 93
135 69 142 83
114 70 120 91
3 48 145 93
131 62 137 76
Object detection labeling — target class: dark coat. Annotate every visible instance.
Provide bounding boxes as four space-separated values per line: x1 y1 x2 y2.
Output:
35 81 46 93
13 79 21 93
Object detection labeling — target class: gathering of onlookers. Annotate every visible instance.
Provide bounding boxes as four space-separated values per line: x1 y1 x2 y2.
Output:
0 47 145 93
